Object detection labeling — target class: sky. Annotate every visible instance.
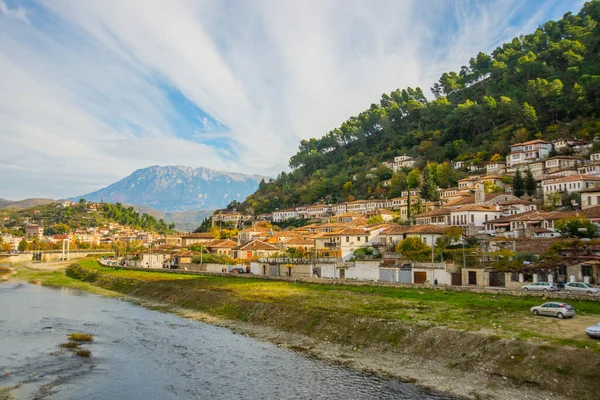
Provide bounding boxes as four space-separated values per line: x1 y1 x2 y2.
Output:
0 0 585 200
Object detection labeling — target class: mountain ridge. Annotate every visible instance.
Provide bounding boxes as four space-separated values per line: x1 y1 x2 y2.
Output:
72 165 269 212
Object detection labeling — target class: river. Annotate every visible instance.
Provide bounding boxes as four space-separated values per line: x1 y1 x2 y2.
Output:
0 282 453 399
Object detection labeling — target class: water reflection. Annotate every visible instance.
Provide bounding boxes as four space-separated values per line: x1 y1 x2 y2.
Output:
0 283 453 399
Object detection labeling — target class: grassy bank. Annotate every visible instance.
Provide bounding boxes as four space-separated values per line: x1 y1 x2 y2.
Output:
10 259 600 399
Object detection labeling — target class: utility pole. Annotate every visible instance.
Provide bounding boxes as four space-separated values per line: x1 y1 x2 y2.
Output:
431 233 434 266
462 233 466 270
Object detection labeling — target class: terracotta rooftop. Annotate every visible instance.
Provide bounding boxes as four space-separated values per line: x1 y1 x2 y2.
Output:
381 226 411 235
510 139 550 147
414 208 452 218
233 240 280 251
578 186 600 193
283 237 315 246
205 239 238 248
184 232 214 239
324 227 368 236
543 174 600 184
404 225 447 234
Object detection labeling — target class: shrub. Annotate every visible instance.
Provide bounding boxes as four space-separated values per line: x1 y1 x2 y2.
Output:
75 349 91 357
68 333 94 342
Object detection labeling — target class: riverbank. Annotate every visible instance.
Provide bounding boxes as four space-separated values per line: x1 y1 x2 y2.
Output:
7 260 600 399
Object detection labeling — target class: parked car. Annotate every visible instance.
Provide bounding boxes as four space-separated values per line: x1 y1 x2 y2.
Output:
585 322 600 339
230 268 245 274
530 302 575 319
564 282 599 296
522 282 559 292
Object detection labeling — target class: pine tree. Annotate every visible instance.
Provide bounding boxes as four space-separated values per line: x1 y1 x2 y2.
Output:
525 168 537 197
419 164 440 202
513 169 525 197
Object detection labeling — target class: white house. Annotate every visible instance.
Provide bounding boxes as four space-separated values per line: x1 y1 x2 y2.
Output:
506 139 553 168
450 204 502 228
544 156 580 173
578 161 600 176
486 162 506 175
542 174 600 203
272 208 299 222
579 187 600 209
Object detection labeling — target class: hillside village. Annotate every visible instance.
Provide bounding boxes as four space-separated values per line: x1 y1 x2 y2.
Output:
3 138 600 289
196 138 600 287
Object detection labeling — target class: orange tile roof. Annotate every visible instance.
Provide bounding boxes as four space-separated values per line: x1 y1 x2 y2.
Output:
324 227 367 237
233 240 280 251
404 225 447 234
283 237 315 246
543 174 600 184
510 139 550 146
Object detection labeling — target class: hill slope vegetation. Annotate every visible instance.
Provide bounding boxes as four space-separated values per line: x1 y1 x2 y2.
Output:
240 1 600 214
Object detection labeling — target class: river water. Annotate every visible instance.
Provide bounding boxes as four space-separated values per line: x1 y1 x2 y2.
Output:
0 282 452 399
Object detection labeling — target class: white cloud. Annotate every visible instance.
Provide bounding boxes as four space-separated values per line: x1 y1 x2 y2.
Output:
0 0 582 199
0 0 28 23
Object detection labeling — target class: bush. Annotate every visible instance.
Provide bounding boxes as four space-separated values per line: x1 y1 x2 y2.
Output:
192 253 235 265
396 237 430 253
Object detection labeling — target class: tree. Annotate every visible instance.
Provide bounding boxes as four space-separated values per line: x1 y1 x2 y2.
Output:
489 153 504 162
419 164 440 202
396 237 430 253
525 168 537 197
484 181 502 193
513 169 525 197
555 217 596 238
193 218 212 233
18 239 29 252
546 192 562 208
367 215 384 225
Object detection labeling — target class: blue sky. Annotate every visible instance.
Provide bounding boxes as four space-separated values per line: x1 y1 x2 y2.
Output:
0 0 585 199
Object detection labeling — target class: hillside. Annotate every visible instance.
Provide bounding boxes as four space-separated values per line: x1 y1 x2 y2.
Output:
0 201 176 235
73 165 268 212
128 204 211 232
0 198 57 209
239 1 600 214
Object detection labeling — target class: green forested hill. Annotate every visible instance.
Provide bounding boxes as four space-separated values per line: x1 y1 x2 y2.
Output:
0 201 176 235
239 1 600 214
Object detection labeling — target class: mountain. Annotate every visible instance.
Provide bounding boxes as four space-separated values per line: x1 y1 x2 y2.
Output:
128 204 211 232
239 1 600 214
0 198 57 209
73 165 268 212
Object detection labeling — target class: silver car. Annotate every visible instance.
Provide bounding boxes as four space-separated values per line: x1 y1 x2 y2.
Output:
522 282 559 292
585 322 600 339
530 302 575 319
564 282 599 296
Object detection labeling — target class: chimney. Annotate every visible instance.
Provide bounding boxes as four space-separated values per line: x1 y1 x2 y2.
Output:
475 182 485 204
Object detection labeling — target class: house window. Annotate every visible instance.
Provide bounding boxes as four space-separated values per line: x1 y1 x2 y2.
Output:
468 271 477 285
511 272 519 282
346 236 349 243
357 236 361 242
582 265 592 277
471 214 474 223
365 236 368 242
588 196 592 206
484 214 488 221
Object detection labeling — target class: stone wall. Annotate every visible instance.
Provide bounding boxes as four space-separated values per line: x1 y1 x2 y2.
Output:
101 264 599 301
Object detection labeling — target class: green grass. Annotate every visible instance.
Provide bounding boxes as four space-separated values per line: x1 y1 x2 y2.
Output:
62 259 600 352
